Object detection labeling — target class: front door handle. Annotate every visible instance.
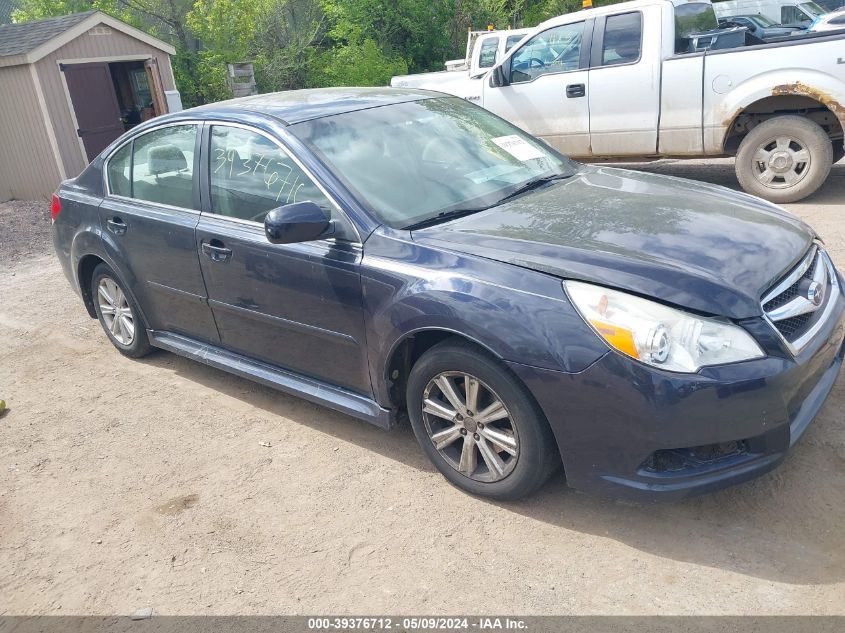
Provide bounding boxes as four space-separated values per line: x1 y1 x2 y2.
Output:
566 83 586 98
202 240 233 263
106 217 127 235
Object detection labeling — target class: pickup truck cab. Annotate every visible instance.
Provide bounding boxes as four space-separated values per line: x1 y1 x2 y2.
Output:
415 0 845 202
392 28 531 91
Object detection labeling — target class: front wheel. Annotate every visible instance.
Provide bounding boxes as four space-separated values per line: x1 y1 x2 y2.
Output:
406 340 559 500
735 115 833 204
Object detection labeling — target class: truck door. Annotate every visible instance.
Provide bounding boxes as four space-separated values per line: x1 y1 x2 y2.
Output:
481 20 592 157
587 7 661 156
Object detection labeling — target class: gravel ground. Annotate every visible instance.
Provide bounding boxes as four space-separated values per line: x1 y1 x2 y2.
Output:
1 160 844 616
0 201 52 268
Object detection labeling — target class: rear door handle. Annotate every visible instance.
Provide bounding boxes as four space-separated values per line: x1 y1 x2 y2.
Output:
201 241 233 263
566 83 586 98
106 217 127 235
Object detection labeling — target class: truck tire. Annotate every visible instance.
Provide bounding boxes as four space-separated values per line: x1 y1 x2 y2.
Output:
735 115 833 204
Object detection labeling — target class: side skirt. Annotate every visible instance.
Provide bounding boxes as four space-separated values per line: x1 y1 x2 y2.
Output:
148 330 395 430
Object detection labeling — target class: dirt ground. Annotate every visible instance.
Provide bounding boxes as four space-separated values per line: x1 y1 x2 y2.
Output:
1 159 844 616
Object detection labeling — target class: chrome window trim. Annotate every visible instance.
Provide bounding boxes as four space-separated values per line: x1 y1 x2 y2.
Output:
204 120 363 245
102 119 205 205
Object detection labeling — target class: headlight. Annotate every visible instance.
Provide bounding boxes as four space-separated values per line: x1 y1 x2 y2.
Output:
564 281 765 372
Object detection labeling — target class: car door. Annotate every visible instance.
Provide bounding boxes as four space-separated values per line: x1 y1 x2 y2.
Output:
194 123 371 394
99 122 220 343
586 8 660 156
481 19 593 156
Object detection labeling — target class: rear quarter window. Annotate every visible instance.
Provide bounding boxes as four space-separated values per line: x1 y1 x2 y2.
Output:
107 143 131 197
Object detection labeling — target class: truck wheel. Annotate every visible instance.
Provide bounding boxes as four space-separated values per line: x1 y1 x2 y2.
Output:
406 339 560 500
735 115 833 204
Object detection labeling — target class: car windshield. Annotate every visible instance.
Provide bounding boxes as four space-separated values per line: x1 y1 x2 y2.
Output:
800 1 826 16
290 97 575 229
748 14 777 27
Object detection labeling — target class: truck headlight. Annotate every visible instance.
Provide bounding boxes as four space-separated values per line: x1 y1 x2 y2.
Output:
564 281 765 372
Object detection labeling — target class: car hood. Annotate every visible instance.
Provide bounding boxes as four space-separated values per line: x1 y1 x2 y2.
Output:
411 165 815 319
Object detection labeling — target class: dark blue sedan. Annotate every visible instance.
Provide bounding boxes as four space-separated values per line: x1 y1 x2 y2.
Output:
52 88 845 500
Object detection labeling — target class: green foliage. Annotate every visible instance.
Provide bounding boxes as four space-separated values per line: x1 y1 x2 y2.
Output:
313 38 408 87
12 0 630 105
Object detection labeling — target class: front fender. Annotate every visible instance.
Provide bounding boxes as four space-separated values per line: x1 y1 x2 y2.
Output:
361 231 608 407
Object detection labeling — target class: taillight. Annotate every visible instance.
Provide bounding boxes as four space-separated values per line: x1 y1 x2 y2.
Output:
50 194 61 222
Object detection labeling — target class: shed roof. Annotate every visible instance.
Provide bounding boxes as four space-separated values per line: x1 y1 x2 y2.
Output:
0 10 176 67
0 10 95 57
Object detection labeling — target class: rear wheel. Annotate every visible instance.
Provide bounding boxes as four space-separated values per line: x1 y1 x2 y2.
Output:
406 340 559 500
91 264 152 358
735 115 833 203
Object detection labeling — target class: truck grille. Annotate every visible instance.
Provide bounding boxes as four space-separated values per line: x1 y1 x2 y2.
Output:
761 244 839 354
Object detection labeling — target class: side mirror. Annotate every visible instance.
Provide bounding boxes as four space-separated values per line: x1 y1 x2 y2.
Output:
489 62 510 88
264 201 332 245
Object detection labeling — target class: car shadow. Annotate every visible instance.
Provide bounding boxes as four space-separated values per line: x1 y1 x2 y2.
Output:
140 349 845 588
608 159 845 207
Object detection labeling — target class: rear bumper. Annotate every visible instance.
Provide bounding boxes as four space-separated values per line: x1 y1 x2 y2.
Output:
508 290 845 502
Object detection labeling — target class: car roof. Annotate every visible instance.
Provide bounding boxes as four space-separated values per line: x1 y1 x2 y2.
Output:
185 87 438 125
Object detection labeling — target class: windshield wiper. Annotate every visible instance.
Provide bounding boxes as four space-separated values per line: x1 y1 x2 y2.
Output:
495 173 570 205
403 207 489 231
402 172 571 231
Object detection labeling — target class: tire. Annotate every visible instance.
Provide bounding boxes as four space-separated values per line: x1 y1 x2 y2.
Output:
91 263 153 358
406 340 560 500
833 143 845 165
735 115 833 204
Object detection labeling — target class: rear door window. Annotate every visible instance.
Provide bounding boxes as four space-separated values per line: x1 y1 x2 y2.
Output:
130 125 197 209
601 12 642 66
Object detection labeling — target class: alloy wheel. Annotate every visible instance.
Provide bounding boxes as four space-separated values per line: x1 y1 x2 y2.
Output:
752 136 811 189
97 277 135 346
421 371 519 482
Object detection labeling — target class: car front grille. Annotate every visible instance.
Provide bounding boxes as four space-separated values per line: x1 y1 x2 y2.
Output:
761 244 839 354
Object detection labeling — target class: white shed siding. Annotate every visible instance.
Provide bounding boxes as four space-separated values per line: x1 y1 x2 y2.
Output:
34 25 177 179
0 64 61 201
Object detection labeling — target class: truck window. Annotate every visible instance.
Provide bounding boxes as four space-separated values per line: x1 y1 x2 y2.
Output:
509 22 584 83
781 5 813 23
674 2 719 53
478 37 500 69
505 35 524 52
601 12 642 66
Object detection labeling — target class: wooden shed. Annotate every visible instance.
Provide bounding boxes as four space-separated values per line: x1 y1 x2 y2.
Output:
0 11 177 201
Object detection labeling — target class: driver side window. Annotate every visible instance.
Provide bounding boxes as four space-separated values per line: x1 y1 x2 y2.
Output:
510 21 584 84
208 125 332 224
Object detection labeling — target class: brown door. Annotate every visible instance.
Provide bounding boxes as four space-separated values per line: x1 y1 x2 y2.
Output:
144 58 168 116
62 62 124 161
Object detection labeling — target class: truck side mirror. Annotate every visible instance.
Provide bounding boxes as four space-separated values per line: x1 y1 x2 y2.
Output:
490 62 510 88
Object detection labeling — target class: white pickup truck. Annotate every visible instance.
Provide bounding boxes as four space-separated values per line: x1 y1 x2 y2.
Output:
391 28 531 96
393 0 845 202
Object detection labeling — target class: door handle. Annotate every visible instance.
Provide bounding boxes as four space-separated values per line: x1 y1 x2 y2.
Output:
566 83 586 98
106 217 127 235
202 240 233 263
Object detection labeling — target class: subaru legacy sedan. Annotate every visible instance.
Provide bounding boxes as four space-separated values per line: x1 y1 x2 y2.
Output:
52 88 845 501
